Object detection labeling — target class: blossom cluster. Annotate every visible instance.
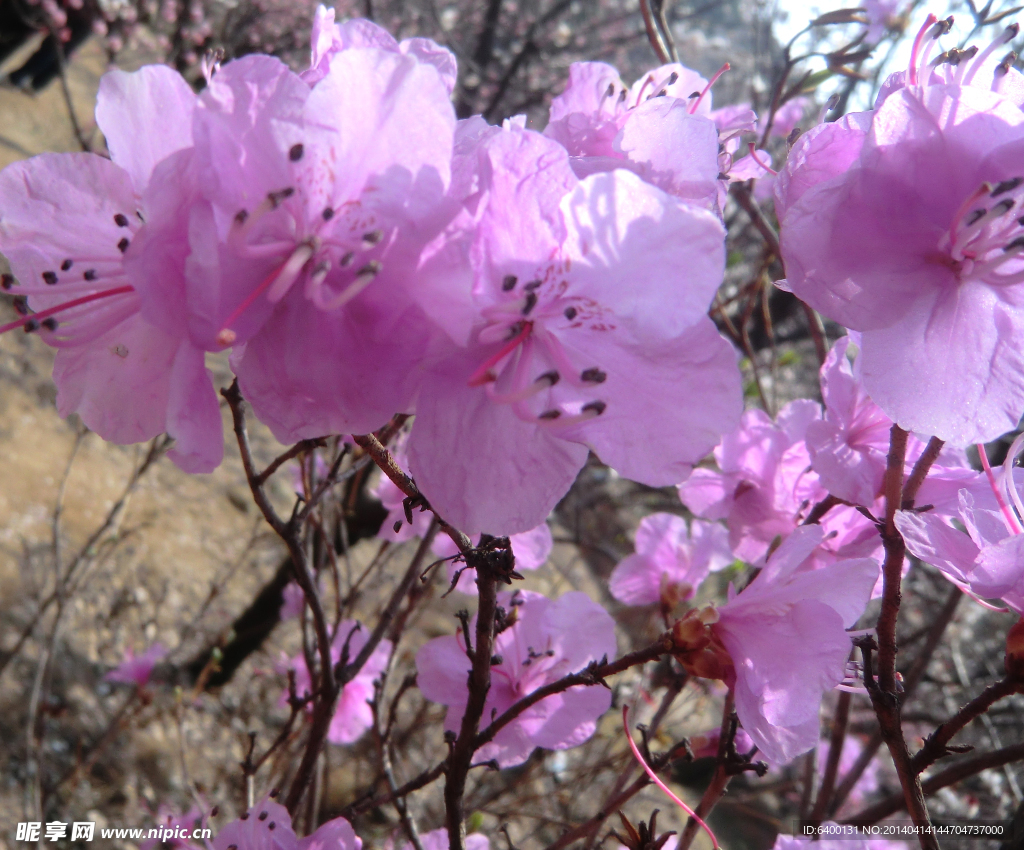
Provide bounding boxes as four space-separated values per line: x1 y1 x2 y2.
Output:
10 5 1024 835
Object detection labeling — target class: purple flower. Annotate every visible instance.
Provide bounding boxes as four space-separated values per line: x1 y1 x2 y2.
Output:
105 642 167 687
544 61 722 207
213 795 361 850
408 121 741 534
174 39 455 443
416 590 617 767
0 66 223 473
608 513 732 607
713 527 879 764
393 829 489 850
778 24 1024 445
287 620 391 745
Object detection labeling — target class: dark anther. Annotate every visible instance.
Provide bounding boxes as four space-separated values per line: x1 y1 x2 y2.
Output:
993 199 1017 216
668 71 679 84
210 806 220 817
13 297 29 315
581 367 607 383
992 177 1023 197
1008 23 1021 39
362 229 383 246
234 209 249 225
490 654 503 665
356 260 381 278
393 520 403 534
1 274 13 290
258 812 268 822
618 89 628 102
688 90 701 98
23 318 40 333
932 16 953 37
289 143 304 161
41 317 58 331
538 409 561 420
117 237 130 253
43 271 58 285
564 306 578 320
605 83 615 97
267 187 295 208
1005 236 1024 252
998 51 1019 75
536 370 559 386
60 259 73 271
522 291 538 315
114 213 129 227
946 48 965 66
502 274 518 291
240 813 249 821
83 269 97 281
268 823 276 831
583 400 607 415
340 251 355 266
656 89 668 97
227 846 237 850
524 279 542 291
269 788 279 798
966 209 986 226
322 206 335 221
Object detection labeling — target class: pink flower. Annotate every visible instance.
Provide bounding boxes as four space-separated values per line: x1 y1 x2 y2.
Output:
816 734 880 813
896 487 1024 611
416 590 617 767
105 642 167 687
287 620 391 745
408 121 741 534
394 829 489 850
544 61 722 207
0 66 222 473
688 726 754 758
773 832 910 850
778 27 1024 446
304 5 457 93
713 527 879 764
177 41 455 443
213 794 361 850
608 513 732 607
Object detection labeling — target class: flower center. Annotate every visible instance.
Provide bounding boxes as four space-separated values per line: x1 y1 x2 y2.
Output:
468 267 611 428
935 178 1024 285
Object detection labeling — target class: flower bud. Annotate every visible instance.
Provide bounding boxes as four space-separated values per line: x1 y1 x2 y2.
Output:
1005 617 1024 679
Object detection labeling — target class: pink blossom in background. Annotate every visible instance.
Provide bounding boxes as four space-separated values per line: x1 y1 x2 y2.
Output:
179 38 455 444
544 61 722 207
408 121 741 535
774 831 910 850
608 512 732 607
394 829 489 850
416 590 617 767
713 526 879 764
688 726 754 758
304 5 457 92
862 0 908 43
105 642 167 687
816 733 880 814
139 807 205 850
778 26 1024 446
213 794 361 850
0 65 223 473
287 620 391 745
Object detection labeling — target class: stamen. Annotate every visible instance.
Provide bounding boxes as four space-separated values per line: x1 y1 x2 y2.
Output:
266 243 316 303
289 143 304 162
997 51 1018 78
234 209 249 225
267 187 295 209
502 275 517 291
1001 432 1024 532
0 285 133 335
1 274 13 290
581 367 607 383
340 251 355 267
538 409 561 420
60 259 72 271
23 318 39 333
312 260 382 310
322 207 335 221
582 400 607 415
468 321 533 387
537 370 559 386
83 269 97 281
909 13 939 85
524 279 542 291
564 306 578 320
117 238 130 253
114 213 129 227
523 291 538 315
42 271 57 285
362 230 383 247
993 177 1024 196
688 63 729 114
41 317 58 331
746 143 778 176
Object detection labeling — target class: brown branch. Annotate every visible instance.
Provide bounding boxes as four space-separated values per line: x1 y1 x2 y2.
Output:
678 690 737 850
902 437 944 509
844 743 1024 824
344 762 447 817
911 678 1023 774
256 438 328 487
730 183 781 257
808 691 851 824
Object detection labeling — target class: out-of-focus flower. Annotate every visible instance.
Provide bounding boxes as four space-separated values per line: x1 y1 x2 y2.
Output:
608 513 731 607
213 794 361 850
286 620 391 745
105 642 167 687
416 590 617 767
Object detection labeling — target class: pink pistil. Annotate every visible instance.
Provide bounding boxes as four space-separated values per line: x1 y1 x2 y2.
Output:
746 143 778 176
909 14 939 85
978 442 1023 534
689 63 730 115
467 321 533 387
